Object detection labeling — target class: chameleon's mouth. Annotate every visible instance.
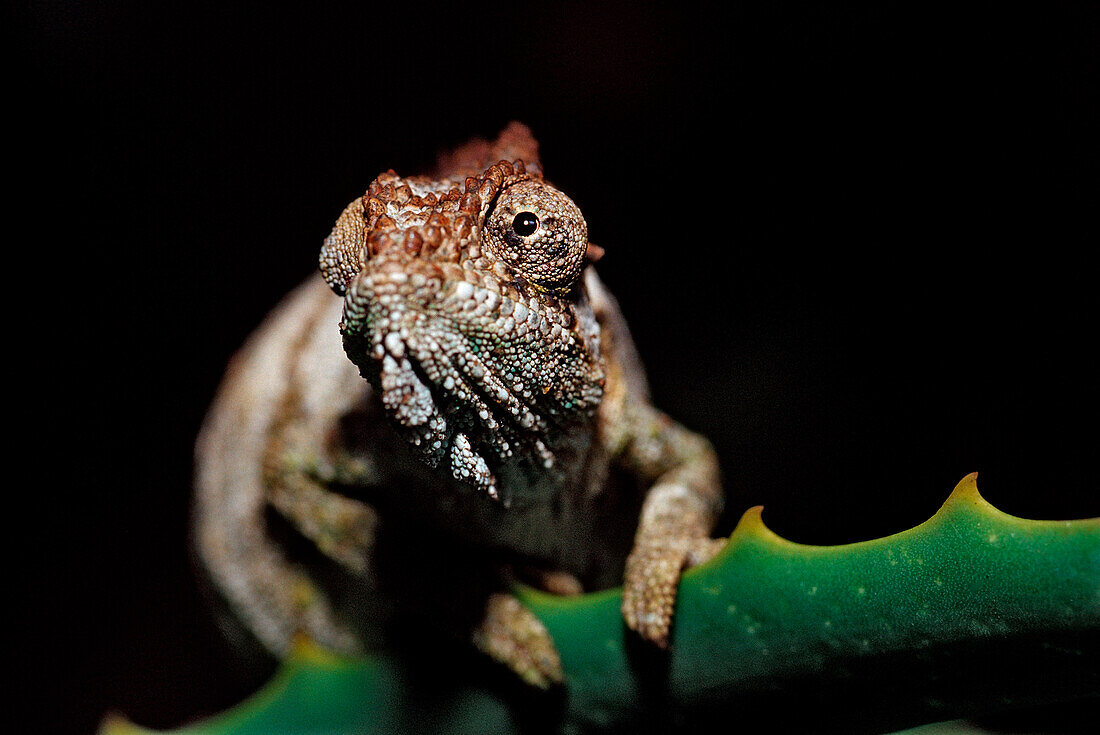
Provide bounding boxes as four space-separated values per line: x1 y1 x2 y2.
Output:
340 267 572 505
373 321 557 505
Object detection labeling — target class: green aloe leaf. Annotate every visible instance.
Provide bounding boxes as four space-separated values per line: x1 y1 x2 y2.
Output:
104 475 1099 734
101 641 516 735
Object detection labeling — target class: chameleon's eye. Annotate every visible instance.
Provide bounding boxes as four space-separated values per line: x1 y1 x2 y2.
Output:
512 212 540 237
485 181 589 293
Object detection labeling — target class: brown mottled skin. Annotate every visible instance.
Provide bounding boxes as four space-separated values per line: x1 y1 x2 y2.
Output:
194 123 725 687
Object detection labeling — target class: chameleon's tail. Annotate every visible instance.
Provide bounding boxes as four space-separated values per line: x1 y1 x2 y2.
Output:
191 276 362 659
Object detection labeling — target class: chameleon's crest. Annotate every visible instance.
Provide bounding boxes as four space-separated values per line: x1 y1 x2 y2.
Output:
320 122 543 294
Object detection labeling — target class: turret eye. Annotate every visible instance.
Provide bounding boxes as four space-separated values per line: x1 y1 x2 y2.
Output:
512 212 539 237
484 180 588 293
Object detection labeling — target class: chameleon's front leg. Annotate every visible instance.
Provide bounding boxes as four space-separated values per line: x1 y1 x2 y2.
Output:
472 592 565 689
263 422 380 574
618 404 725 647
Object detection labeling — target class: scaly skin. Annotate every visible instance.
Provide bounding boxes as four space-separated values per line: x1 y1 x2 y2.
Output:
194 123 724 688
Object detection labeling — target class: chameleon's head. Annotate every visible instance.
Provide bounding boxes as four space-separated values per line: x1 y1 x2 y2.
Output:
320 123 605 505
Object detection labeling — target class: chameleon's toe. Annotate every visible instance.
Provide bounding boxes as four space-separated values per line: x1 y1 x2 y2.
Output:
621 542 689 648
473 592 564 689
520 566 585 596
621 536 727 647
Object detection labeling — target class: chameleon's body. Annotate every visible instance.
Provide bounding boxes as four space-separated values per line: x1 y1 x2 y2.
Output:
194 124 724 685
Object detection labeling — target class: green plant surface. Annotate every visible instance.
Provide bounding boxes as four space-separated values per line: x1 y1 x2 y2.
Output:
100 641 517 735
104 475 1099 734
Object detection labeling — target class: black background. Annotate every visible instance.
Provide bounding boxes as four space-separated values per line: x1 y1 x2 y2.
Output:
14 2 1098 733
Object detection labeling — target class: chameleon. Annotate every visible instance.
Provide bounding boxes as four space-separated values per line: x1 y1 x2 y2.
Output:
193 122 726 687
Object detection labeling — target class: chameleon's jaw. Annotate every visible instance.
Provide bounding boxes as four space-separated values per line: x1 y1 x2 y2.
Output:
340 269 495 501
340 263 603 506
340 267 536 505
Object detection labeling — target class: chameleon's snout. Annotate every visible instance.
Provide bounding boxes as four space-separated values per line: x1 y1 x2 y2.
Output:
340 265 519 503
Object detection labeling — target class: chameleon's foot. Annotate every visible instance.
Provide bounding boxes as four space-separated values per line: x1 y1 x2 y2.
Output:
622 536 727 648
621 540 687 648
472 592 564 689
